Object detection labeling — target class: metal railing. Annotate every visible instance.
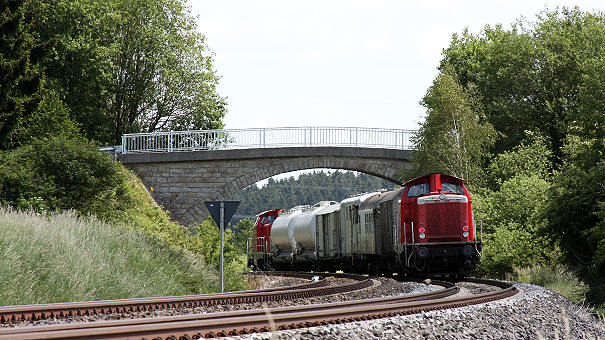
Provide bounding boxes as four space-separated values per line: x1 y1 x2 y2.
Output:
121 127 416 154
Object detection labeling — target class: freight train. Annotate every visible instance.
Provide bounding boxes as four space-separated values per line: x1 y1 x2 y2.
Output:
247 173 482 275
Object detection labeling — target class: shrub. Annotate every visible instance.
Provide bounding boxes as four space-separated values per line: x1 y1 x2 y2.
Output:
509 264 589 304
479 222 558 278
0 136 122 212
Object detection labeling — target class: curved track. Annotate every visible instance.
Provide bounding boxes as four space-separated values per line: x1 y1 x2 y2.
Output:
0 273 518 339
0 273 371 324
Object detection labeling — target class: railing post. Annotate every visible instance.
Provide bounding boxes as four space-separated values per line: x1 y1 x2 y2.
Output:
168 132 173 152
122 135 127 154
309 127 313 146
263 129 266 148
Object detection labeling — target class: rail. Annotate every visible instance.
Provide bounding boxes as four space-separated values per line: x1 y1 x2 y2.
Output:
0 275 517 339
121 127 416 154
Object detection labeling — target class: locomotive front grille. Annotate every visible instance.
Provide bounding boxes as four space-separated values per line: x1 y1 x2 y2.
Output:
420 199 468 241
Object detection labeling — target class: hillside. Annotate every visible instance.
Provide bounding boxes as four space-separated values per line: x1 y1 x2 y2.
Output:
0 208 216 305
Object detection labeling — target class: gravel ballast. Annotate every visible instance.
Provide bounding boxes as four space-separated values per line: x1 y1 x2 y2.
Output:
2 276 438 327
229 282 605 340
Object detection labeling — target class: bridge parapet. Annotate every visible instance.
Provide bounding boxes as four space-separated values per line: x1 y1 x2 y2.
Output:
121 127 415 154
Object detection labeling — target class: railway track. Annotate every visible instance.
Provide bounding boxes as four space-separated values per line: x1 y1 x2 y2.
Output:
0 273 518 339
0 272 369 324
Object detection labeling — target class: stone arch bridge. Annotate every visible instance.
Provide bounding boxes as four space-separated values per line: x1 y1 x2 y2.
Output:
117 127 414 225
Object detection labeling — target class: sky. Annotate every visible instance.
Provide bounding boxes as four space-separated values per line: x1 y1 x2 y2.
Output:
190 0 604 132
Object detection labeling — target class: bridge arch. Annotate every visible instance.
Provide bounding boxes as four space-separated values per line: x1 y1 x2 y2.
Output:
120 147 411 225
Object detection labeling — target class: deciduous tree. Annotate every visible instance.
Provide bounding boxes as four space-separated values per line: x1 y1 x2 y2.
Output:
31 0 227 145
406 64 496 184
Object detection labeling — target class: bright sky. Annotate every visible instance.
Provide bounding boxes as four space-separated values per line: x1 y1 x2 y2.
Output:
190 0 604 132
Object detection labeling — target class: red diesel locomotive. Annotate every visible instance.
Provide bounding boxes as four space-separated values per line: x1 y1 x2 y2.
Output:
248 173 482 275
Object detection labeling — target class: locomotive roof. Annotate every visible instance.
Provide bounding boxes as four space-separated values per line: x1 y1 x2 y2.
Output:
256 209 281 217
359 187 405 210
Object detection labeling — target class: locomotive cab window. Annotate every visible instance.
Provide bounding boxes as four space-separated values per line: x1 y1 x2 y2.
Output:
407 182 429 197
441 182 464 194
261 215 274 224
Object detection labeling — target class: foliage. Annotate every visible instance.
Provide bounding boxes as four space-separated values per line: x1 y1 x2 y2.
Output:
231 170 396 221
509 264 589 304
230 218 255 254
543 137 605 276
485 132 552 190
190 218 248 291
476 175 558 277
0 136 122 212
17 89 80 142
441 7 605 162
0 0 47 149
0 136 249 292
0 208 216 305
472 137 557 277
407 64 496 184
29 0 226 145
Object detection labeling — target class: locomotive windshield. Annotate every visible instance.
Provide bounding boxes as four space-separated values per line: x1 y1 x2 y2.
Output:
407 182 430 197
441 182 464 194
260 215 275 224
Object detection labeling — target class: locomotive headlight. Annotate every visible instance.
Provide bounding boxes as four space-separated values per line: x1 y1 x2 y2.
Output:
418 247 429 258
462 231 469 238
419 232 426 239
462 245 474 257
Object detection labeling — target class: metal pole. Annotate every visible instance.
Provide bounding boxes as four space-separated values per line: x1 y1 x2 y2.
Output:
403 222 408 267
220 202 224 293
480 219 483 244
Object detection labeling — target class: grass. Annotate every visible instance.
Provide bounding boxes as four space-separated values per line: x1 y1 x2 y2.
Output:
87 166 249 292
0 208 218 305
508 264 589 304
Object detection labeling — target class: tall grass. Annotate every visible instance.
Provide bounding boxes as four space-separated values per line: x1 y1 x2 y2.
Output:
0 208 218 305
508 264 589 303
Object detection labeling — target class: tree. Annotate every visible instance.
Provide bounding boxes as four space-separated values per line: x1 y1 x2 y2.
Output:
441 8 605 164
406 64 496 184
544 136 605 275
471 136 557 277
0 0 46 149
0 136 123 212
30 0 227 145
108 0 226 142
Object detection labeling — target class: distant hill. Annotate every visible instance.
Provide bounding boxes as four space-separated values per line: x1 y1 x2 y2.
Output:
229 171 397 222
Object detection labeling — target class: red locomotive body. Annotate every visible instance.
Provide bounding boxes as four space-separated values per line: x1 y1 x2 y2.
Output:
249 209 282 270
400 173 480 274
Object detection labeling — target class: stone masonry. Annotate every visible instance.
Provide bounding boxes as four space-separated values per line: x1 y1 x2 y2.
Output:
119 147 412 226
